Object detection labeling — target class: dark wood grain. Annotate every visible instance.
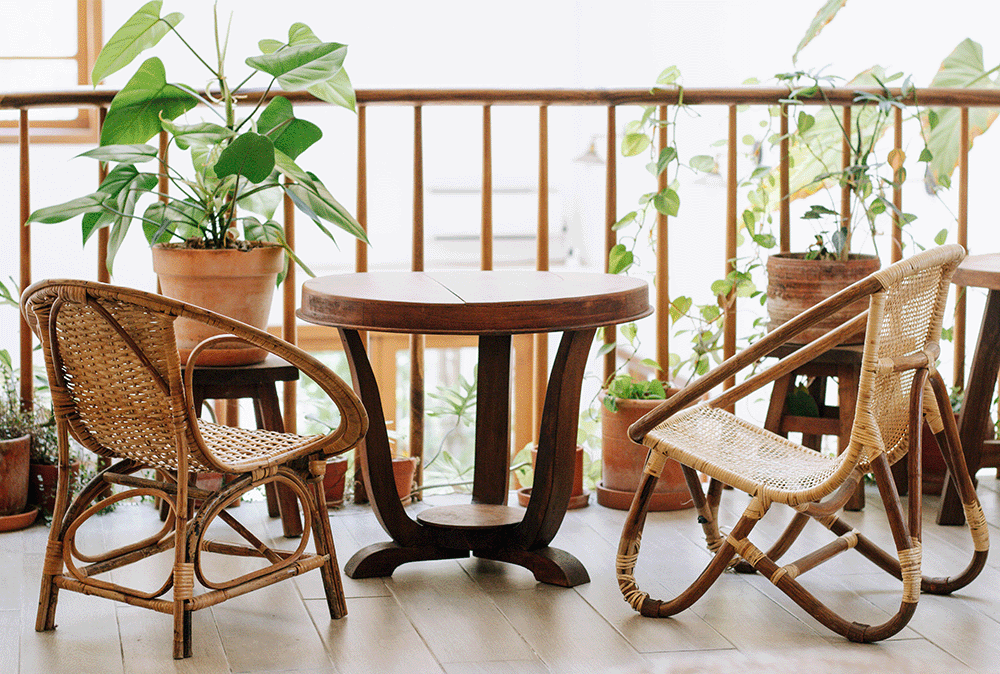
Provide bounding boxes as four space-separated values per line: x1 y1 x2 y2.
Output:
301 271 649 586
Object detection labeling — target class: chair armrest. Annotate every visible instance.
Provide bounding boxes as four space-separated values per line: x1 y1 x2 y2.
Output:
178 312 368 471
627 274 881 443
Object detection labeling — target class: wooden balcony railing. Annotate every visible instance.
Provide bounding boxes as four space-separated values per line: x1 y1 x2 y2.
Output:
6 86 1000 473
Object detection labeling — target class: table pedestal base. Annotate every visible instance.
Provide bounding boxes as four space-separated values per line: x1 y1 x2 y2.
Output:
344 542 590 588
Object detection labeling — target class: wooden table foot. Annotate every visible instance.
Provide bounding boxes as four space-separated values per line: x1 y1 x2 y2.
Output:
475 547 590 587
344 542 468 579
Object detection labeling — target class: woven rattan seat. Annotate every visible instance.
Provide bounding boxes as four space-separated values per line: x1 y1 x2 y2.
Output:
21 279 368 659
616 245 988 643
650 405 839 499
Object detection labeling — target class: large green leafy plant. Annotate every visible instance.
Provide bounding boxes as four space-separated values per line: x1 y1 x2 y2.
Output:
29 1 367 275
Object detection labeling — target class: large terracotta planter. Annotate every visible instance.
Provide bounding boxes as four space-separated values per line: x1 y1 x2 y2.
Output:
28 461 81 517
0 434 31 517
393 457 417 506
598 396 694 511
152 243 284 366
766 253 880 344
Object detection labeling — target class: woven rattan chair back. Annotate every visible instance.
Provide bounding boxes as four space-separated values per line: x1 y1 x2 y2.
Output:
852 256 957 472
31 284 217 472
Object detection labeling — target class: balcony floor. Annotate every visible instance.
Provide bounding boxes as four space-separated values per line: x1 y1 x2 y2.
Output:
3 479 1000 673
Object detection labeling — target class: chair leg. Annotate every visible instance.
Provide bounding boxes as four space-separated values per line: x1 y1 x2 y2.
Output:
35 536 63 632
309 463 348 619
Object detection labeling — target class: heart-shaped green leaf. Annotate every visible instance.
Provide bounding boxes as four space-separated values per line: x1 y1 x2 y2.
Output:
160 118 235 150
257 96 322 159
307 67 356 111
91 1 183 85
100 57 198 145
246 42 347 90
214 132 276 184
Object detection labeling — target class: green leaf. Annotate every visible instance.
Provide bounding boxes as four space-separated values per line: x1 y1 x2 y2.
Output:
90 1 183 85
621 133 650 157
918 147 933 163
796 111 815 134
214 132 276 184
100 57 198 145
689 155 715 172
652 188 680 217
710 279 733 296
786 384 820 416
257 96 322 159
28 194 107 224
621 322 638 344
640 358 661 371
612 211 637 231
596 342 616 358
669 296 692 322
275 152 367 243
656 146 677 175
77 143 158 165
258 39 284 55
655 66 681 87
923 39 1000 189
160 118 234 150
307 62 356 111
238 172 282 219
106 172 158 273
934 228 949 245
607 244 633 274
246 42 348 90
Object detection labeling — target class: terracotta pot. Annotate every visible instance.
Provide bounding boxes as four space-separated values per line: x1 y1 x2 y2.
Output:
151 242 285 366
516 445 590 509
598 395 694 511
766 253 880 345
393 457 417 506
28 461 80 516
0 434 31 517
323 456 349 507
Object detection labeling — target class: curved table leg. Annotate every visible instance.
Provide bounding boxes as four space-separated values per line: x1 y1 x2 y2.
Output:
339 330 433 570
502 328 595 586
938 289 1000 525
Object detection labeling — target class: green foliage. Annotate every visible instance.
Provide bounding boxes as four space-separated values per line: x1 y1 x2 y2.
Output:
28 2 366 276
602 375 666 413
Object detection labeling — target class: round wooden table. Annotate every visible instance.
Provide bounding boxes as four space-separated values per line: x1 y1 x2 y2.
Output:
299 270 651 586
938 253 1000 524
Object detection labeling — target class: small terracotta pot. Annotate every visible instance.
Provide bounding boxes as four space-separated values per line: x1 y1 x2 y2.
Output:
598 394 694 511
0 434 31 517
28 461 81 516
766 253 880 345
393 457 417 506
516 445 590 509
323 457 349 507
152 243 284 366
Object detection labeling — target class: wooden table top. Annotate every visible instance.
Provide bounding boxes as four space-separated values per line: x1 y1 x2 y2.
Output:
298 270 652 335
953 253 1000 290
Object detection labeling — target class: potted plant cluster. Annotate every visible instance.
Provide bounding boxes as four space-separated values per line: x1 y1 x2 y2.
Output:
28 1 368 365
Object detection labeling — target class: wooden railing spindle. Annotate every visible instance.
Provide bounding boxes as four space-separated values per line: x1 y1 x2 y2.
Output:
533 106 549 437
954 107 969 390
656 105 669 381
411 105 425 489
18 109 31 409
603 105 617 382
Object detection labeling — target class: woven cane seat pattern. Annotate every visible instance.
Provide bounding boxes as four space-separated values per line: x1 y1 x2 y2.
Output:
647 405 839 502
195 422 321 472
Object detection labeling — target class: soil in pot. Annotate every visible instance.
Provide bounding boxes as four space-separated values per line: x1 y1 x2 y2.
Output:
766 253 880 345
599 396 695 511
152 242 285 366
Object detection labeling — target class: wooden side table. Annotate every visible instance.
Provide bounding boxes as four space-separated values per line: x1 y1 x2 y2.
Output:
183 355 304 537
939 253 1000 525
299 270 651 586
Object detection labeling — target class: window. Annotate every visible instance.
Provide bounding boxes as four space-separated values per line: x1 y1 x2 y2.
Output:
0 0 103 142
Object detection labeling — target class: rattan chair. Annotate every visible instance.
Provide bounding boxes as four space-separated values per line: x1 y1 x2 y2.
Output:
616 245 988 642
21 279 368 659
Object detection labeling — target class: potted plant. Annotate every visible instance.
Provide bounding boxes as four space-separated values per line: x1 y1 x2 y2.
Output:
0 350 36 531
27 1 368 365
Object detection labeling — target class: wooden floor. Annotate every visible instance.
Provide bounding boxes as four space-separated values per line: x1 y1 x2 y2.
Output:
3 477 1000 674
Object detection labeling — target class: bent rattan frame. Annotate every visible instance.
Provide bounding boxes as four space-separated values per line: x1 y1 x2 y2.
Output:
616 245 988 642
21 279 368 659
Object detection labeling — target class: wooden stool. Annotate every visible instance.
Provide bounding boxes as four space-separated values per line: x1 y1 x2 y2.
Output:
763 345 865 510
179 355 303 537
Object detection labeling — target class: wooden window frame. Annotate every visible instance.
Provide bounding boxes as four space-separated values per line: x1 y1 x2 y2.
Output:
0 0 103 143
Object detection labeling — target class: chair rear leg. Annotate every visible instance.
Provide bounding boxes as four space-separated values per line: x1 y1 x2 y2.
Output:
309 460 348 619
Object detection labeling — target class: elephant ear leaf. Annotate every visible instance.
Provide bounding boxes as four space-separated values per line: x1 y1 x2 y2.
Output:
922 39 1000 189
792 0 846 65
91 0 183 85
257 96 322 159
214 132 276 184
100 57 199 145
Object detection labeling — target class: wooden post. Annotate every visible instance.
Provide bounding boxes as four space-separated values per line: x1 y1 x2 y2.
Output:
411 105 425 488
97 107 109 282
604 105 617 382
954 108 969 390
891 107 903 263
780 104 790 253
723 106 738 400
282 178 296 434
18 110 31 409
533 106 549 441
482 105 493 271
656 105 670 381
